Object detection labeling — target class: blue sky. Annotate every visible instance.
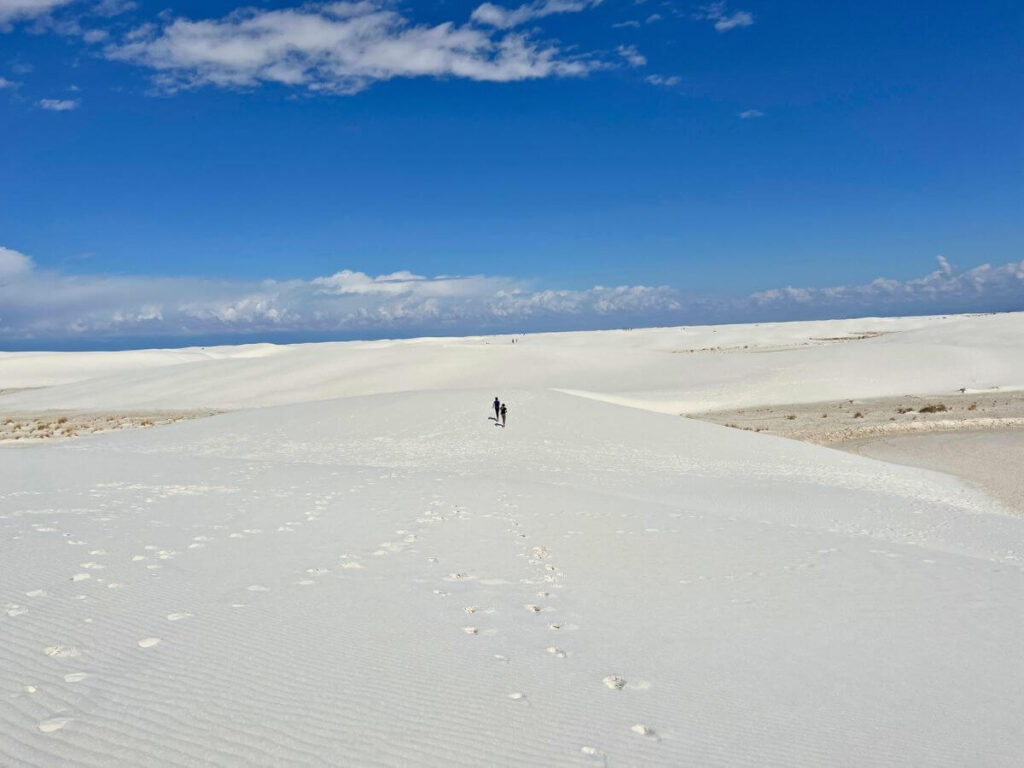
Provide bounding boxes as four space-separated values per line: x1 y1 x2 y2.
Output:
0 0 1021 348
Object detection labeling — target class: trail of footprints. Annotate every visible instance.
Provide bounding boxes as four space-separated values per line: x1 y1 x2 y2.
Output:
17 488 659 754
434 494 659 757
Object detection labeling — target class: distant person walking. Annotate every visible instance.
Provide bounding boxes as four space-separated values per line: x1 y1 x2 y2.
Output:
500 403 507 427
493 396 501 421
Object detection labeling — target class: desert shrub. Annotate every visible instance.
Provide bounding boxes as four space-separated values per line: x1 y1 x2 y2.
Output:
853 412 864 418
57 416 68 424
896 406 913 414
785 414 797 420
918 404 948 413
967 402 977 411
821 413 828 418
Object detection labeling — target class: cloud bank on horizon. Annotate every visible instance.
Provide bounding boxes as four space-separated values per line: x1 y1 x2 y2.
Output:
1 246 1021 344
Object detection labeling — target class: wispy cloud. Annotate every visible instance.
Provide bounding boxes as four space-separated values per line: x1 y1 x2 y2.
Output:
611 20 640 29
0 76 17 89
696 2 753 32
470 0 598 30
644 13 661 24
0 0 75 26
105 2 600 95
645 74 680 87
738 108 763 118
38 97 79 110
3 249 1019 343
617 44 646 67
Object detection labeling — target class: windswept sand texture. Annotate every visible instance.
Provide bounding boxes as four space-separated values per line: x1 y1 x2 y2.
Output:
2 312 1024 767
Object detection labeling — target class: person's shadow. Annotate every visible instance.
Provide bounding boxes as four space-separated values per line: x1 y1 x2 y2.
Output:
488 416 504 427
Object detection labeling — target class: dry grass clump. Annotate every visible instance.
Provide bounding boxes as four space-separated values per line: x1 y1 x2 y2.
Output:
896 406 913 414
853 412 864 418
785 414 797 420
967 402 978 411
918 403 948 414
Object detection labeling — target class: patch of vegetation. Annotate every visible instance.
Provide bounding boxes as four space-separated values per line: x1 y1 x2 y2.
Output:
918 404 948 413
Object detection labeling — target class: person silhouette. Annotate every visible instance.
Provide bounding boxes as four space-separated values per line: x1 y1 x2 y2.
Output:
493 396 500 420
500 402 507 427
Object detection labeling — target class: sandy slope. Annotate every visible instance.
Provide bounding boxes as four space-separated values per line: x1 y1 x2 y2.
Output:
2 312 1024 766
840 429 1024 515
2 390 1023 767
2 313 1021 413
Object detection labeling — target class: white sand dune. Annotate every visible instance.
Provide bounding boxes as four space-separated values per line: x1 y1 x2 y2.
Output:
2 312 1020 414
2 312 1023 766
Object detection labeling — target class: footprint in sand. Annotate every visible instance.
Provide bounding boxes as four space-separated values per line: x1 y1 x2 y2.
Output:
80 562 106 570
524 604 541 613
602 675 626 690
546 647 567 658
631 724 657 738
137 638 161 648
70 573 91 582
166 613 191 621
132 555 147 562
26 589 48 598
44 645 80 658
507 692 526 701
5 604 27 617
463 627 479 635
63 673 90 683
247 585 270 592
38 718 71 734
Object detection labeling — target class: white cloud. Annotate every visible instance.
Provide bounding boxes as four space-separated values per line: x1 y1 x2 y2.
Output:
697 2 753 32
0 246 34 278
0 249 689 340
611 20 639 29
645 73 680 87
616 44 645 67
106 2 599 94
38 97 79 110
0 0 75 26
644 13 661 23
470 0 597 30
748 256 1024 317
4 248 1018 343
0 76 17 88
738 108 763 118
